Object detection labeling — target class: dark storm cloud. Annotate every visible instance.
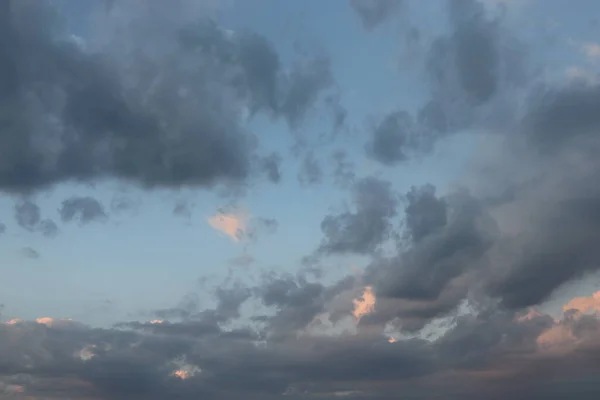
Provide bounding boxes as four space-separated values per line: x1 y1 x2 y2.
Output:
0 0 334 195
318 176 398 255
349 0 402 31
59 196 107 224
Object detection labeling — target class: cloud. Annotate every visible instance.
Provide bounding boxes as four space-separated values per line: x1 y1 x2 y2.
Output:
365 111 416 166
563 291 600 315
207 210 249 242
260 152 283 184
38 218 59 237
297 152 323 185
2 287 600 399
5 1 600 399
0 0 332 195
14 199 59 236
59 196 108 224
352 286 376 322
403 184 448 243
173 200 193 220
279 54 334 129
208 209 278 243
110 192 142 213
14 200 41 231
580 42 600 60
349 0 403 31
318 177 398 255
328 150 356 191
20 246 40 259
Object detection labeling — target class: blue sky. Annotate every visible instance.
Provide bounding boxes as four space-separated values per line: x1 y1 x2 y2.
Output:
2 1 600 399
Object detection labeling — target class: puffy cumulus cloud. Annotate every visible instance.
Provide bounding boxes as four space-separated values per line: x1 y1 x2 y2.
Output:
0 0 335 195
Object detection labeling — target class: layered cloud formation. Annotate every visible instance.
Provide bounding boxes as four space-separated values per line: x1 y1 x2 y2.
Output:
2 0 600 399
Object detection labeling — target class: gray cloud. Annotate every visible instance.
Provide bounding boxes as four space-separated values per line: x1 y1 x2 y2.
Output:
173 200 193 220
260 152 283 184
0 0 333 195
4 1 600 399
20 246 40 259
14 200 40 231
59 196 107 224
349 0 403 31
404 184 448 243
419 0 527 137
2 290 600 399
365 111 416 165
279 55 333 129
110 193 142 214
365 0 528 168
331 149 355 188
318 177 398 255
365 187 497 331
38 218 59 238
0 222 5 235
297 152 322 185
14 199 58 236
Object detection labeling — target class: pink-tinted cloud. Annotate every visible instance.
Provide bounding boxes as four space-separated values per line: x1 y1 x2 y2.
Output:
207 211 248 242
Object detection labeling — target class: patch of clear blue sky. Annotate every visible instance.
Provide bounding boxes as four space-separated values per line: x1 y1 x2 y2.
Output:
1 0 598 325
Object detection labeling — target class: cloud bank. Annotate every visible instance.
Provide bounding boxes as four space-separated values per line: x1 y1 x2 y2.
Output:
2 0 600 399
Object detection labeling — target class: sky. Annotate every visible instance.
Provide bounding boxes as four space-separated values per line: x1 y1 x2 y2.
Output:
1 0 600 398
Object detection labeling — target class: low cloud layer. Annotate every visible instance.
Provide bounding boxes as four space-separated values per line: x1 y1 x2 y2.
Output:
2 286 600 399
